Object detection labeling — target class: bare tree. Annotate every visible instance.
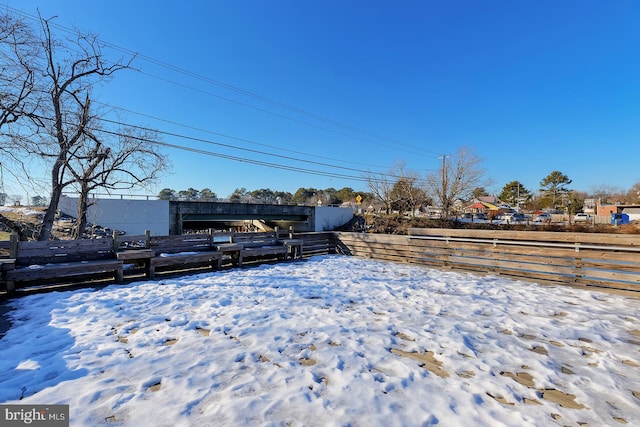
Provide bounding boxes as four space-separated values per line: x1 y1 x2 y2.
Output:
37 16 136 240
0 12 38 239
389 162 426 217
364 170 396 214
2 13 169 240
426 147 485 218
68 124 168 238
2 12 154 240
0 12 36 131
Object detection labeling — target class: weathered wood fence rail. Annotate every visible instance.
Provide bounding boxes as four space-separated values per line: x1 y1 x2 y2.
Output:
333 229 640 292
3 228 639 294
0 230 336 295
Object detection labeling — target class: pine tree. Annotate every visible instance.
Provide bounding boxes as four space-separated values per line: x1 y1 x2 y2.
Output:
539 171 572 209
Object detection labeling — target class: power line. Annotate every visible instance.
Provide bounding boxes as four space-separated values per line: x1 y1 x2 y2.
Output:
96 116 437 185
135 69 433 156
99 45 435 156
3 4 440 188
95 100 393 171
3 3 442 158
97 126 373 184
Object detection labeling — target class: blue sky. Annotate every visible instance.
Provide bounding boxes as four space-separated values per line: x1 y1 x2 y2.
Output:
3 1 640 200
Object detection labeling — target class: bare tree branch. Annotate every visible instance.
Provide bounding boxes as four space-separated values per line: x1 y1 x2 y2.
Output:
426 147 485 218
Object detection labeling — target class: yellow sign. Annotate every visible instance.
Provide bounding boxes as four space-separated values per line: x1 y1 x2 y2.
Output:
356 195 363 205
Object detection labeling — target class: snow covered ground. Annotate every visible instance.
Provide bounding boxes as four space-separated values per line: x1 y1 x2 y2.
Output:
1 255 639 426
0 206 43 217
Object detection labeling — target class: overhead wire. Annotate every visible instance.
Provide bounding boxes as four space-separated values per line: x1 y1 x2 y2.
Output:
93 40 436 157
3 3 441 186
95 116 436 185
95 100 394 171
4 3 441 158
133 69 434 158
97 126 389 184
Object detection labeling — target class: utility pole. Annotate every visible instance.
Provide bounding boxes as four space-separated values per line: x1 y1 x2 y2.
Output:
439 154 448 216
0 162 4 206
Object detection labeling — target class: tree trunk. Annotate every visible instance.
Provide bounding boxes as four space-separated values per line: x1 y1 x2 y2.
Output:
37 160 64 241
72 185 90 239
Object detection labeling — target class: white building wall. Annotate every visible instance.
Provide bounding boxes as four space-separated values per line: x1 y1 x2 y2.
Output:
314 206 354 231
58 196 169 236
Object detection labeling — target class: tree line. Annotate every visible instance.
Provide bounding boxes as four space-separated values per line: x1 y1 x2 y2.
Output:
159 149 640 219
368 156 640 217
157 186 367 206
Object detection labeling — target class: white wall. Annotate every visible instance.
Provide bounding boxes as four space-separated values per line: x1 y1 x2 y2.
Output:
314 206 354 231
58 196 169 236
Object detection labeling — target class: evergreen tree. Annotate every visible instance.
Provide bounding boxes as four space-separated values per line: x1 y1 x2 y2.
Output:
472 187 489 199
199 188 217 201
229 187 249 202
539 171 572 209
158 188 176 200
499 181 531 207
178 188 199 201
250 188 276 203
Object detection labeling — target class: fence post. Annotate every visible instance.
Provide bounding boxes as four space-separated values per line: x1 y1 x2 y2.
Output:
289 226 294 239
9 233 18 259
145 230 151 249
112 230 119 252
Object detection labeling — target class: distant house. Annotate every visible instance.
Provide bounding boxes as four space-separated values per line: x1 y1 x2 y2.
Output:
464 198 510 219
477 195 501 205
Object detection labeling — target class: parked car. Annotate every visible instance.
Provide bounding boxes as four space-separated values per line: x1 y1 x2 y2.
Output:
501 212 526 224
473 213 488 221
533 212 551 222
573 213 591 222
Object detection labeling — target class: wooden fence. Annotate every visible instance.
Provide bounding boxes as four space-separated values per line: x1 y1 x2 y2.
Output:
297 232 336 258
333 229 640 293
0 231 338 295
4 228 639 294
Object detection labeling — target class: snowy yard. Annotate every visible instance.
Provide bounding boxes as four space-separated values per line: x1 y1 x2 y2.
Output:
0 255 638 426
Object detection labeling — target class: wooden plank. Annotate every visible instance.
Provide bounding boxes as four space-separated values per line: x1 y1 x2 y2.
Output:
233 232 280 248
407 228 640 247
151 251 223 277
150 234 213 254
15 238 117 265
239 246 288 266
442 254 577 276
5 260 124 291
579 259 640 272
576 277 640 292
152 253 221 267
578 268 640 284
116 249 155 262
